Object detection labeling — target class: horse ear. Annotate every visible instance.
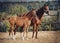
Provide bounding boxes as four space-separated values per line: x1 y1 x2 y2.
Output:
31 8 36 10
44 4 48 7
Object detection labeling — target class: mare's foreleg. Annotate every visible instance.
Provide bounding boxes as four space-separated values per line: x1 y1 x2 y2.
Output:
32 24 36 38
35 25 39 39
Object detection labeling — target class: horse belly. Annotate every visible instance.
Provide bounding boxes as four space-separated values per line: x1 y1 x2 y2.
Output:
26 20 31 26
16 20 24 26
22 19 31 26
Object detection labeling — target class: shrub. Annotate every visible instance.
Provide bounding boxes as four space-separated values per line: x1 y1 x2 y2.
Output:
3 20 10 32
8 4 28 15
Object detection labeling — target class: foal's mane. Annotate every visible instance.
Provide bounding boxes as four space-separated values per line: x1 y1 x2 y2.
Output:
18 8 38 20
25 9 38 20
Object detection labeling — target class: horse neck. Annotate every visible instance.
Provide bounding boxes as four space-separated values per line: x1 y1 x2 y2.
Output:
26 11 33 20
36 8 44 20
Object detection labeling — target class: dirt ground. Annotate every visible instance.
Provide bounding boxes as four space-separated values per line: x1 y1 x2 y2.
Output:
0 31 60 43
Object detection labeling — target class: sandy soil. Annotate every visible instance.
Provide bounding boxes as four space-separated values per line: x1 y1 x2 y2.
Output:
0 31 60 43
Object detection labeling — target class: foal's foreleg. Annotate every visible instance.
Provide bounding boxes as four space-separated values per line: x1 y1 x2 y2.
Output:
22 25 28 40
26 26 29 40
21 26 26 40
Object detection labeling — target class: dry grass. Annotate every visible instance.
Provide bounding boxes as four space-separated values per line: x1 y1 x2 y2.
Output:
0 31 60 43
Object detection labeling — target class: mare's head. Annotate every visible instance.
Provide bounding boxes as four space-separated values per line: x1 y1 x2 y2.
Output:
36 4 50 19
43 4 50 15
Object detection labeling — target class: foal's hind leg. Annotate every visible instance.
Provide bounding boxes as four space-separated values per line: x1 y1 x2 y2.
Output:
9 27 12 36
9 29 11 36
10 26 15 40
13 26 18 40
14 26 18 35
9 27 13 39
9 29 14 39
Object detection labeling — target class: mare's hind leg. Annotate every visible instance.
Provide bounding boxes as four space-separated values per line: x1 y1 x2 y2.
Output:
32 24 36 38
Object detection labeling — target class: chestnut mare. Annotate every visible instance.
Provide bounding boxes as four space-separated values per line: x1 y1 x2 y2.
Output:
32 5 49 39
8 9 38 40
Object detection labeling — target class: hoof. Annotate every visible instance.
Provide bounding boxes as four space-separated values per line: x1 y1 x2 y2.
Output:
12 37 15 40
32 37 35 40
9 35 12 39
26 38 28 40
35 37 38 39
21 37 24 41
12 35 16 40
32 36 34 38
